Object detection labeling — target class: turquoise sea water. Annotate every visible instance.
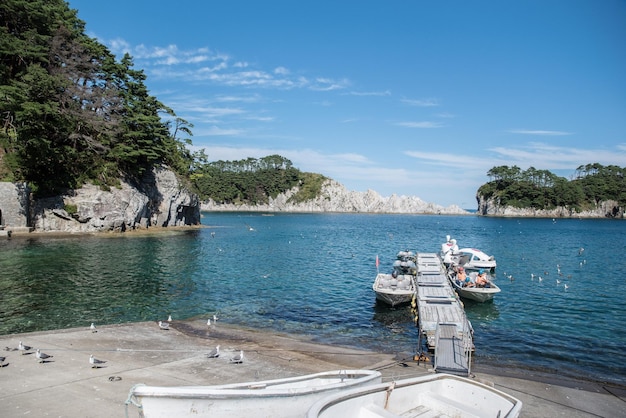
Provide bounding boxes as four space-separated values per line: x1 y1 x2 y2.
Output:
1 213 625 386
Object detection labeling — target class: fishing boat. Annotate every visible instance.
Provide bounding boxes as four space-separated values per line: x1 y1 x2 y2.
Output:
372 272 416 307
448 269 501 303
126 369 382 418
306 373 522 418
373 251 417 307
440 236 497 272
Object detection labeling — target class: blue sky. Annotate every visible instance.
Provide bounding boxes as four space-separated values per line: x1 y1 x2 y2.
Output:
68 0 625 208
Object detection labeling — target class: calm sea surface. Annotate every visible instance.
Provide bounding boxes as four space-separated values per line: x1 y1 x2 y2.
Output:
1 213 625 386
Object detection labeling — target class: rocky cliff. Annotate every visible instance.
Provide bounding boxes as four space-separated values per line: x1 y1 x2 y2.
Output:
201 179 468 215
477 195 624 218
0 166 201 234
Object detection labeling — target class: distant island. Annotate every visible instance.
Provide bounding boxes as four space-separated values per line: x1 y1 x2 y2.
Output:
476 164 625 218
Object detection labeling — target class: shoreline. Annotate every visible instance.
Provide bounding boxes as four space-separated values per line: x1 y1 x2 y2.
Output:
1 320 624 417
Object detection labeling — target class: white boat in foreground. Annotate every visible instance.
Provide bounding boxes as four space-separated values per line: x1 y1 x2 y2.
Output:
126 369 382 418
306 373 522 418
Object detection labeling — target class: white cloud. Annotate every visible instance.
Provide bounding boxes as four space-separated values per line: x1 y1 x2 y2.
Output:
508 129 573 136
274 66 290 75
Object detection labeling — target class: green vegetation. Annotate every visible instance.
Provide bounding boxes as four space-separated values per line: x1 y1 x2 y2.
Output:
478 164 626 212
0 0 199 196
0 1 329 204
191 154 327 205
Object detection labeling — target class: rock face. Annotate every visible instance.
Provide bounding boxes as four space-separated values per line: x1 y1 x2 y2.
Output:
0 166 201 233
477 195 624 218
0 182 30 233
201 179 468 215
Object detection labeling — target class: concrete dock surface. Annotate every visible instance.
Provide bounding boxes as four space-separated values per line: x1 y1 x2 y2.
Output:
0 320 624 417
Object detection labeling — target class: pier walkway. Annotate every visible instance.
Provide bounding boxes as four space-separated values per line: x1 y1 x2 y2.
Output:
414 253 472 377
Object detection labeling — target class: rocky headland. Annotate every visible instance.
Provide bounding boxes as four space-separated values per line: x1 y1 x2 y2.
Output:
201 179 469 215
0 166 200 234
477 195 624 218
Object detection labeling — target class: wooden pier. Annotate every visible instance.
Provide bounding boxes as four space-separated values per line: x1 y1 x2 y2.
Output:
414 253 472 376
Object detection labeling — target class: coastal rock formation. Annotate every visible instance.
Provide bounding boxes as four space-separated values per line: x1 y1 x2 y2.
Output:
477 195 624 218
202 179 468 215
0 166 200 234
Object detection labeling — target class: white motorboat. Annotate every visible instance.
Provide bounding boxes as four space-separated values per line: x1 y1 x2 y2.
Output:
440 236 497 272
126 369 382 418
448 269 501 302
306 373 522 418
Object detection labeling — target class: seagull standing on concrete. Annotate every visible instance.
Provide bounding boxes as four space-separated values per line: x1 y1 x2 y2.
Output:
90 323 97 333
158 321 170 330
36 349 53 363
90 354 107 368
229 350 244 364
168 314 172 322
0 356 7 367
207 346 220 358
18 341 32 355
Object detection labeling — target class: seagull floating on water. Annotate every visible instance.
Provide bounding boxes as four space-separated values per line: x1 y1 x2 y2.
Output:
207 345 220 358
18 341 32 355
90 354 107 368
229 350 244 364
90 323 97 333
158 321 170 330
36 349 53 363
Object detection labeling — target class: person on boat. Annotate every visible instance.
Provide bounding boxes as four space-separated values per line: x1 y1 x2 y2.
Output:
458 267 474 287
456 267 467 286
475 269 490 288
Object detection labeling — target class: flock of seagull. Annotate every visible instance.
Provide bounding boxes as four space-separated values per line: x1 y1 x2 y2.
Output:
1 338 107 368
503 247 586 292
1 313 245 370
158 313 245 364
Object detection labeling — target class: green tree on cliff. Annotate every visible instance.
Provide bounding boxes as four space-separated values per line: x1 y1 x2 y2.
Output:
0 0 194 195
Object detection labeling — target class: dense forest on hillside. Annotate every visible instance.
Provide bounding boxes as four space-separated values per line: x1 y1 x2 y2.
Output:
478 164 626 211
191 155 327 205
0 0 200 195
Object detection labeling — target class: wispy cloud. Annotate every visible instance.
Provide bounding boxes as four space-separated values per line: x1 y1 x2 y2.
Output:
401 98 440 107
489 142 626 168
347 90 391 96
395 121 443 128
508 129 573 136
102 37 349 91
198 126 245 136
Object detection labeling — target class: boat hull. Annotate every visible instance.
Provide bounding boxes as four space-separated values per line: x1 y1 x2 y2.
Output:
129 369 382 418
306 373 522 418
372 273 415 307
450 281 500 302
